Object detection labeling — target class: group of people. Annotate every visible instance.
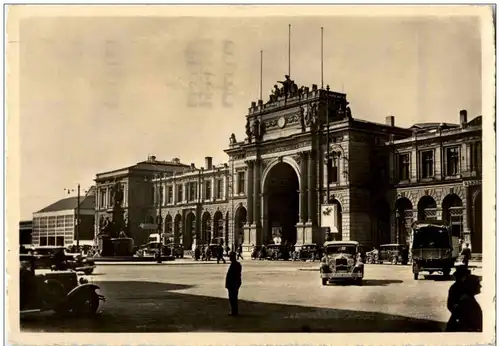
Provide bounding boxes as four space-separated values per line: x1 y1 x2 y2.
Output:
193 243 244 263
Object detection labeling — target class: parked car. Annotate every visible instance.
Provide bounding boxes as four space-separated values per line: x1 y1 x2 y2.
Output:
266 244 290 260
20 254 105 316
294 243 322 261
32 246 96 275
320 240 364 286
378 244 409 265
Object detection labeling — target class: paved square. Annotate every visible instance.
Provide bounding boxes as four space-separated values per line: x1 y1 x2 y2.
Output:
21 260 483 333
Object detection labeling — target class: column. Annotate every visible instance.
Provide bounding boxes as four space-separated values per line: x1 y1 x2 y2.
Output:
253 158 262 245
307 151 315 223
182 182 187 203
299 152 308 223
246 160 254 225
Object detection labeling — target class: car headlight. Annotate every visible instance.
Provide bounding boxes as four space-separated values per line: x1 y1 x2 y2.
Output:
79 277 89 285
347 258 355 266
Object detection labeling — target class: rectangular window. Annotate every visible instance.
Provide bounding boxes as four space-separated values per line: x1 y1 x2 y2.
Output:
472 142 482 172
398 153 410 181
177 185 183 202
216 179 223 199
327 154 339 184
56 236 65 246
189 182 197 201
47 236 56 246
421 150 434 178
205 181 211 200
39 237 47 246
99 190 106 208
445 147 460 176
167 186 173 204
237 172 245 194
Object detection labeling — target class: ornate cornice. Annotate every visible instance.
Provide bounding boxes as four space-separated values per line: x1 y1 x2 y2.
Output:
463 180 482 187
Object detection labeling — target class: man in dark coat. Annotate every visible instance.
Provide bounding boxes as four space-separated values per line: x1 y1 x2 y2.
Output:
446 274 482 332
461 243 472 268
225 251 242 316
217 244 226 264
447 265 471 314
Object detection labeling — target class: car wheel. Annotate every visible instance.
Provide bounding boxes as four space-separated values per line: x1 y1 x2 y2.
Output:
391 258 397 265
70 291 99 316
322 278 328 286
413 273 419 280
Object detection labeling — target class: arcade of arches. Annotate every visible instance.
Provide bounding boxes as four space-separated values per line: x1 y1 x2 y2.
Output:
392 191 482 253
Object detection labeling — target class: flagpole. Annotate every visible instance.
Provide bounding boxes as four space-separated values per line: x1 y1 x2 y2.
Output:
321 27 324 89
260 50 263 101
288 24 291 77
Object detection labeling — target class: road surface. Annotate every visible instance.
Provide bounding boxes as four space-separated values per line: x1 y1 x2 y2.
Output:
20 259 484 333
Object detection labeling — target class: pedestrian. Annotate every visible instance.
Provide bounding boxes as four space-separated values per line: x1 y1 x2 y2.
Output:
236 244 244 260
447 265 471 316
205 245 211 261
446 274 482 332
461 243 472 268
225 251 242 316
217 244 226 264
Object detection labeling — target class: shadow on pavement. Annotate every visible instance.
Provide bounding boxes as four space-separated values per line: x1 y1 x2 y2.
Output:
21 280 446 333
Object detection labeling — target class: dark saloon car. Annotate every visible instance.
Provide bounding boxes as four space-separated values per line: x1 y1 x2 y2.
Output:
266 244 291 261
32 246 96 275
379 244 409 265
294 243 322 261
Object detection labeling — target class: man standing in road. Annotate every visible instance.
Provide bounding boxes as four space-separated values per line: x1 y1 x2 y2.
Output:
461 243 472 268
225 251 242 316
217 244 226 264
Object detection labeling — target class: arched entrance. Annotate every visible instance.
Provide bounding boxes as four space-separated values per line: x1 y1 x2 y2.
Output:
417 195 437 221
442 194 463 239
395 197 413 244
201 211 211 244
213 211 224 243
174 214 182 244
471 190 482 253
184 212 196 249
374 199 391 246
263 162 299 245
234 206 247 247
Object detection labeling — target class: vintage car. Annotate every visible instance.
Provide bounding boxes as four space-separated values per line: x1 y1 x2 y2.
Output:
320 240 364 285
411 220 457 279
32 246 96 275
294 243 322 261
266 244 291 261
378 244 410 265
20 254 105 316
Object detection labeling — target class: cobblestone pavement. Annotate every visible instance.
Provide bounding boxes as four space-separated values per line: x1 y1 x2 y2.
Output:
21 260 484 333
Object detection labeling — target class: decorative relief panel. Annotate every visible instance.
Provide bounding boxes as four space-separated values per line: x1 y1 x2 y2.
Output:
261 141 310 155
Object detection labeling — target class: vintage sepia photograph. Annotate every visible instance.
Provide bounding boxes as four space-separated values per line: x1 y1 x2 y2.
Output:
7 4 495 345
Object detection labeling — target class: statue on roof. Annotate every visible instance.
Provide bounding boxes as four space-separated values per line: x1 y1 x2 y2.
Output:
252 118 261 141
229 133 237 145
299 106 306 132
277 75 298 98
245 118 252 142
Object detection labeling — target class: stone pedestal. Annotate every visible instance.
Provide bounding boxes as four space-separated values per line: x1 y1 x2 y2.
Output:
295 222 315 249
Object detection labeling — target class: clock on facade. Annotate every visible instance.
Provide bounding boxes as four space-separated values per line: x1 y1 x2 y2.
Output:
277 116 287 128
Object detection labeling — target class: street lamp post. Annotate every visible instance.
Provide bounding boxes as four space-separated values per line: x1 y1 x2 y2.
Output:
156 173 164 263
65 184 82 253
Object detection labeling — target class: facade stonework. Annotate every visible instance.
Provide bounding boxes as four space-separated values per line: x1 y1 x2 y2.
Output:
96 81 483 255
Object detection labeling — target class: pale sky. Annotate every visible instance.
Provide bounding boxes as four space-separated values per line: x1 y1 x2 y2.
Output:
17 13 482 220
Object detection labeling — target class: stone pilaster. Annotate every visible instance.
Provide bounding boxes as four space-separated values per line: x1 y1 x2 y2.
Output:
299 151 308 223
307 150 315 223
243 160 254 249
